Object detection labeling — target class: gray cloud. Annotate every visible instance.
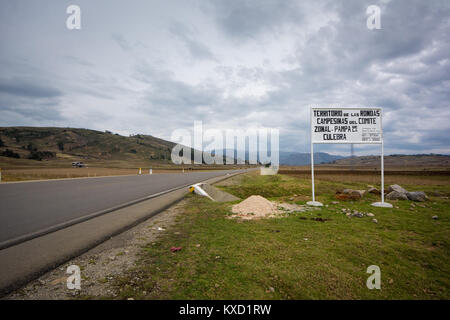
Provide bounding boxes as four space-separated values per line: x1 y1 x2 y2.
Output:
207 0 303 39
0 0 448 154
0 78 62 98
169 22 216 61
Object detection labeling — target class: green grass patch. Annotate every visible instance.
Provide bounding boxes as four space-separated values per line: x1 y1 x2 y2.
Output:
113 173 450 300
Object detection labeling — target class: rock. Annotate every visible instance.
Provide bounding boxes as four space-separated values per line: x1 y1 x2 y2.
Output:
367 213 375 217
332 201 339 204
432 216 438 220
335 193 360 201
406 191 428 202
386 191 408 200
372 219 378 224
341 189 364 198
368 187 381 195
350 190 365 198
350 212 364 218
388 184 408 194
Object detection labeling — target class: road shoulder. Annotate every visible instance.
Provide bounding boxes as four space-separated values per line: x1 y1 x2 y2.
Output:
4 199 187 299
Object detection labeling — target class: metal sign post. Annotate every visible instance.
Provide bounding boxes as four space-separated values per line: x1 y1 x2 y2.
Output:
308 112 322 206
308 107 392 208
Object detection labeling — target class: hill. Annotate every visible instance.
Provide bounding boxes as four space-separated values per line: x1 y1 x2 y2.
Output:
279 151 344 166
0 127 176 163
213 150 344 166
331 154 450 167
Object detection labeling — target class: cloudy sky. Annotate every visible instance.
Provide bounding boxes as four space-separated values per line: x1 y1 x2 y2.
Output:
0 0 449 155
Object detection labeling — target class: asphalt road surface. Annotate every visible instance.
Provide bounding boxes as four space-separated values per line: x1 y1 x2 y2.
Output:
0 170 246 245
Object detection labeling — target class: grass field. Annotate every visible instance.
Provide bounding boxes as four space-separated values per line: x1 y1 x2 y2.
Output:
0 157 250 182
109 171 450 300
0 167 169 182
279 168 450 186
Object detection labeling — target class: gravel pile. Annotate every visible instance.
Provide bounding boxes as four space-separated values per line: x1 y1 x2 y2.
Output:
230 195 308 220
231 195 282 219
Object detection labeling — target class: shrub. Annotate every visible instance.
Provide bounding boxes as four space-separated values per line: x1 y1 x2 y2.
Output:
1 149 20 158
28 151 56 161
26 143 38 151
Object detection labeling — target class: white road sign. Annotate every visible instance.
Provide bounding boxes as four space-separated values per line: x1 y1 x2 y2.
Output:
311 108 382 144
308 106 391 208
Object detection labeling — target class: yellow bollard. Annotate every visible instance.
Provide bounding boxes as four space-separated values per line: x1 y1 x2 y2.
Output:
139 168 142 175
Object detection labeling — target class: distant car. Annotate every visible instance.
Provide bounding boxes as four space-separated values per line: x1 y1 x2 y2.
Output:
71 162 86 168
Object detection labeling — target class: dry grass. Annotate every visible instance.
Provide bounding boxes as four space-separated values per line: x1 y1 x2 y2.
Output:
0 167 183 182
281 172 450 186
0 156 252 182
279 166 450 187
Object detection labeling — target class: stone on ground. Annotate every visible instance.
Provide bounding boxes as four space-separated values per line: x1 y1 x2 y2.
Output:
335 189 363 200
406 191 428 202
368 187 381 195
386 191 409 200
388 184 408 194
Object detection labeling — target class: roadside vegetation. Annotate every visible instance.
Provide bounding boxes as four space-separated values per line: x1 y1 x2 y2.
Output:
111 172 450 299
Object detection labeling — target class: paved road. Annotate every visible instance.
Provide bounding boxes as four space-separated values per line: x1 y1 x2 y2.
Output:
0 170 246 246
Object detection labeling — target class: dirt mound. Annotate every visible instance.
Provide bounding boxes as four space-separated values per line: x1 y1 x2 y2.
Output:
230 195 309 220
231 195 281 219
